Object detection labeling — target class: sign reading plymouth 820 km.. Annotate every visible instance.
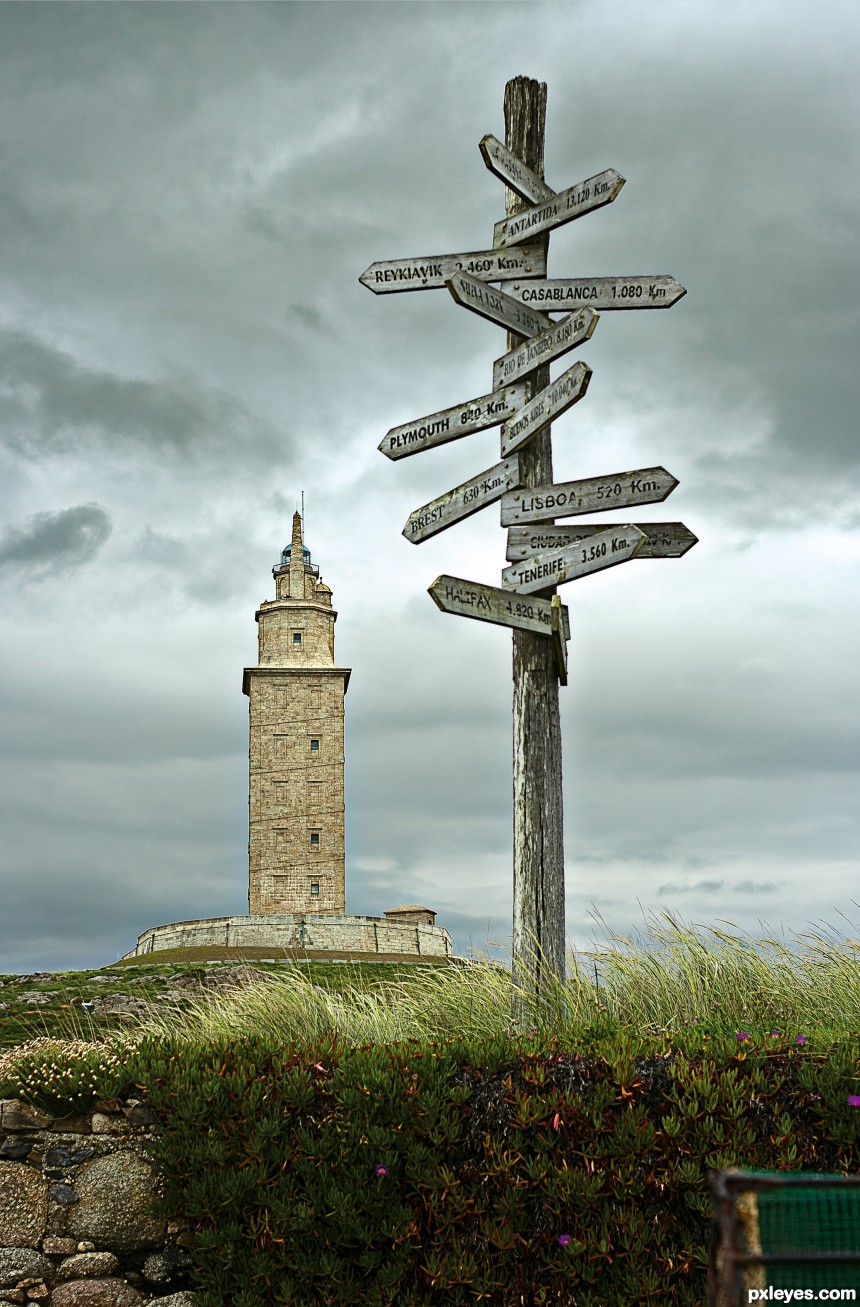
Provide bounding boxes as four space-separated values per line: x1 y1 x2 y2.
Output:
380 382 528 460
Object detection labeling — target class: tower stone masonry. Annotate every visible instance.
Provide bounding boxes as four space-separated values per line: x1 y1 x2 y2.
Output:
242 512 351 916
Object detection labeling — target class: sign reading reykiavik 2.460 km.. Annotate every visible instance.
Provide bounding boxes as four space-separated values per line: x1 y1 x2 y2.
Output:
359 114 694 656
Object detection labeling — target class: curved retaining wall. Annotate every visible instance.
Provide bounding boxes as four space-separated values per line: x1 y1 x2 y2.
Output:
124 914 453 960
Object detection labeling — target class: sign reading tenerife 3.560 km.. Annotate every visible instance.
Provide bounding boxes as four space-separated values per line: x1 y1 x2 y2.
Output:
359 122 696 670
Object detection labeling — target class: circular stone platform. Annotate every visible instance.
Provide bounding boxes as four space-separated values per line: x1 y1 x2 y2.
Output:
123 913 453 961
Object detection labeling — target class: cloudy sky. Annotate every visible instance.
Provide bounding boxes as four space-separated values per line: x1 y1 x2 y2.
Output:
1 0 858 976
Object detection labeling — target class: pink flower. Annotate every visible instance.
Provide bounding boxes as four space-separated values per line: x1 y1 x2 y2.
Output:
796 1035 807 1045
558 1234 571 1247
374 1164 388 1177
736 1032 751 1041
847 1096 860 1107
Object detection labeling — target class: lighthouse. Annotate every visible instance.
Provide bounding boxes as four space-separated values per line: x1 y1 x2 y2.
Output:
242 511 351 915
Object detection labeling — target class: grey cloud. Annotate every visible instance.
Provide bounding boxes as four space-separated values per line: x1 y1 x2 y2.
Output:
0 331 263 460
657 881 726 895
0 502 111 573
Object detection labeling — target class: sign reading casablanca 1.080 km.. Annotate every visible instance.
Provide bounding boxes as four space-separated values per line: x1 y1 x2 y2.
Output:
503 275 687 311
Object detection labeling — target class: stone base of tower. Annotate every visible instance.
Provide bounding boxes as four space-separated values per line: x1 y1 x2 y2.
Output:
121 912 453 961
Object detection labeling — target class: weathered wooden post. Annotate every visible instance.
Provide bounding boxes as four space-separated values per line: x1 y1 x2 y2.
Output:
504 78 565 1030
360 73 694 1042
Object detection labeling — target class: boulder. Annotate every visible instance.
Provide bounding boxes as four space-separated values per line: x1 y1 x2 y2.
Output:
0 1163 48 1246
66 1154 165 1253
0 1247 53 1290
49 1279 146 1307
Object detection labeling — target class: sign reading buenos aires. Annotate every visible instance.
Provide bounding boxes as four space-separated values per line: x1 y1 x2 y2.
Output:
500 360 591 458
359 245 547 294
380 382 528 461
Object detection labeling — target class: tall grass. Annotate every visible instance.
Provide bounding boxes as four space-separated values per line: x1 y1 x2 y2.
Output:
124 908 860 1050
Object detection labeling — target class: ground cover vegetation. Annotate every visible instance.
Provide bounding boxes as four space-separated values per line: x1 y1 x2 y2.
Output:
1 911 859 1305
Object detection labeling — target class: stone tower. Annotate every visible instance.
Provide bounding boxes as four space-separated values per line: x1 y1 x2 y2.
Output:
242 512 351 915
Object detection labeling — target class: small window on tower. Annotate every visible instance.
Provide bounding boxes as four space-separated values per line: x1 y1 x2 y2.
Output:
310 881 320 896
293 632 302 645
310 739 320 752
310 832 320 848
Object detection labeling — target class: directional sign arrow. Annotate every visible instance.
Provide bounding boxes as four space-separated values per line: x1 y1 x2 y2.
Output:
429 574 570 640
446 271 552 338
502 275 687 311
493 169 625 249
551 595 568 687
500 466 678 525
500 360 591 458
359 245 546 295
380 383 528 461
506 522 698 562
403 457 522 545
479 134 556 205
501 524 646 595
492 306 599 390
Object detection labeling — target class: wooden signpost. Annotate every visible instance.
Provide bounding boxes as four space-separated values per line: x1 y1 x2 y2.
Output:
429 574 570 639
403 457 522 544
492 167 626 247
506 521 699 561
359 245 547 294
380 383 528 460
500 465 678 523
503 274 687 311
499 360 592 457
446 270 552 337
501 524 646 594
492 305 598 388
360 76 694 1028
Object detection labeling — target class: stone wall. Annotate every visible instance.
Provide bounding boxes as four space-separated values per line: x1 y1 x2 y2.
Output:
0 1096 197 1306
125 913 454 961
